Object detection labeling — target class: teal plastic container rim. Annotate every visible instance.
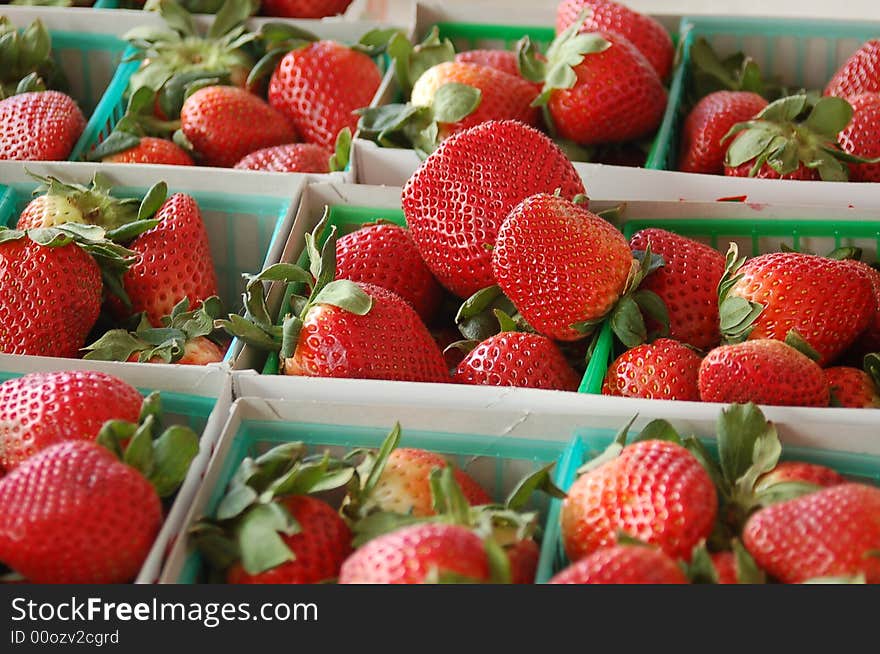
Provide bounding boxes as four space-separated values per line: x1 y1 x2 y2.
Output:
0 185 14 226
177 417 570 583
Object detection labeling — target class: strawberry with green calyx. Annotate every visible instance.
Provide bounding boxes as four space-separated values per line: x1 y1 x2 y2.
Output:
684 540 766 584
0 17 66 99
83 296 226 365
602 338 702 401
0 86 85 161
825 354 880 408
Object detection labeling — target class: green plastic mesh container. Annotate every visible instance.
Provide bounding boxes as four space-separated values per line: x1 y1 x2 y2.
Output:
434 22 555 52
646 15 880 171
175 418 569 583
538 428 880 581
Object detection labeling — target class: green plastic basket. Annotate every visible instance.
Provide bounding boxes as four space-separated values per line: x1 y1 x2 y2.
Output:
176 418 569 583
646 15 880 171
0 181 292 363
434 22 555 52
539 428 880 581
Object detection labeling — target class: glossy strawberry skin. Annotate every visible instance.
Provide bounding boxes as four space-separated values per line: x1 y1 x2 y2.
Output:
283 283 449 383
838 259 880 355
824 367 880 408
550 545 688 584
824 40 880 101
562 440 717 562
547 32 666 145
119 193 218 326
838 92 880 182
402 120 585 298
602 338 702 401
729 252 873 365
0 239 102 358
227 496 351 584
454 332 580 391
338 523 490 584
0 371 143 470
556 0 674 80
493 193 632 341
0 91 85 161
629 229 726 349
743 483 880 583
103 137 194 166
679 91 768 175
233 143 329 173
180 86 297 168
335 224 443 324
756 461 846 491
260 0 352 18
269 41 381 150
0 440 161 584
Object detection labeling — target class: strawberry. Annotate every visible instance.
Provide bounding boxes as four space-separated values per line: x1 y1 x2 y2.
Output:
743 483 880 583
710 552 739 584
756 461 846 491
453 331 580 391
0 90 85 161
602 338 701 401
103 137 194 166
180 86 297 167
825 366 880 408
699 340 829 406
551 545 688 584
824 40 880 101
335 223 443 323
725 156 819 180
562 438 717 562
555 0 674 80
234 143 329 173
455 50 541 90
118 193 219 326
16 174 142 230
629 228 726 349
0 17 64 97
402 120 584 298
835 259 880 355
838 92 880 182
506 538 540 584
678 91 768 174
0 371 143 470
259 0 352 18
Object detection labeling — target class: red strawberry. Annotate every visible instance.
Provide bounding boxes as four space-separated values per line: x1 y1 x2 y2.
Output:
698 340 830 407
824 366 880 408
338 523 492 584
710 552 739 584
556 0 674 79
550 545 688 584
507 538 540 584
725 156 819 180
562 439 717 562
233 143 330 173
836 259 880 355
0 91 85 161
824 40 880 101
838 92 880 182
678 91 768 175
602 338 701 401
335 223 443 323
259 0 352 18
0 441 161 583
227 496 351 584
118 193 218 326
453 332 580 391
268 41 381 149
743 483 880 583
629 229 726 349
455 50 542 90
0 371 142 470
756 461 846 492
102 137 194 166
402 120 584 298
492 193 632 341
180 86 297 168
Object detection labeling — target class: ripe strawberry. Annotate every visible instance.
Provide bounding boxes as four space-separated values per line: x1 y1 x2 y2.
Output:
756 461 846 492
602 338 701 401
268 41 382 149
743 483 880 583
562 439 717 562
260 0 352 18
0 371 142 470
698 340 829 407
453 332 580 391
556 0 673 80
710 552 739 584
118 193 218 326
550 545 688 584
339 523 492 584
838 259 880 355
838 92 880 182
824 40 880 101
455 50 542 90
492 193 632 341
102 137 194 166
180 86 297 168
506 538 540 584
629 229 726 349
0 441 161 584
724 155 819 180
402 120 584 298
227 496 351 584
678 91 768 175
824 366 880 408
0 90 85 160
233 142 330 173
335 223 443 323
